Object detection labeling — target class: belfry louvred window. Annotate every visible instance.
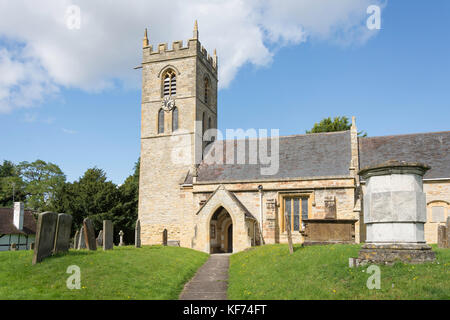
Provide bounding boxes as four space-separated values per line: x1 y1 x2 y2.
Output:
163 70 176 97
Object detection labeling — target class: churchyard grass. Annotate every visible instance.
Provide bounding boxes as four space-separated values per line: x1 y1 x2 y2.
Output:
0 246 208 299
228 244 450 300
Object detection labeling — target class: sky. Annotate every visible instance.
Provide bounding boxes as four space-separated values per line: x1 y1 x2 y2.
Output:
0 0 449 185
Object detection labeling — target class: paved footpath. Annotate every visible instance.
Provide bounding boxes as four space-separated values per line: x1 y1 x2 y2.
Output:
179 253 230 300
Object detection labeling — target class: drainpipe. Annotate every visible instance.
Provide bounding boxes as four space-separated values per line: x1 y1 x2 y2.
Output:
258 185 264 245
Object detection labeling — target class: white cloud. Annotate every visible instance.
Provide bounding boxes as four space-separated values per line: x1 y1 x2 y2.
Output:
62 128 77 134
0 0 383 113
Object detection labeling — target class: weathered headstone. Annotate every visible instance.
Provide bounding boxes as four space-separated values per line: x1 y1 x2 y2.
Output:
83 218 97 251
73 230 80 249
53 213 73 254
103 220 113 250
437 225 448 249
96 230 103 246
78 227 86 249
162 229 168 246
32 212 58 265
119 230 124 246
135 220 141 248
10 243 17 251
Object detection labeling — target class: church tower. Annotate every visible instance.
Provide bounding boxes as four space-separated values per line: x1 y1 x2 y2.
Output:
138 22 218 246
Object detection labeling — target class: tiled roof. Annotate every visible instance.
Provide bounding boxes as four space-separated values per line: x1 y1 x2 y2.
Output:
194 130 352 183
0 208 37 236
359 131 450 180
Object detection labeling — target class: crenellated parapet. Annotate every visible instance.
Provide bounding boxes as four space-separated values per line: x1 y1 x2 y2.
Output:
142 22 217 74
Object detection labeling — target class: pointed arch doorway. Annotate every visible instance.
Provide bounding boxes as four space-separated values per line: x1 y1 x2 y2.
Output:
209 207 233 253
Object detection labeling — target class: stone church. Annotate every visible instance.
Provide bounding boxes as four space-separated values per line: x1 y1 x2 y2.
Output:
137 23 450 253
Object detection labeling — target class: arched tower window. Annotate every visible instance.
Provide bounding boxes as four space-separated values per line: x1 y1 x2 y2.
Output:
208 117 211 130
204 77 210 104
172 107 178 132
158 109 164 134
163 69 176 97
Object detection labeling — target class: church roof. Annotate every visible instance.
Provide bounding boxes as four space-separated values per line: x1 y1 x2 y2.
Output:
193 130 352 183
359 131 450 180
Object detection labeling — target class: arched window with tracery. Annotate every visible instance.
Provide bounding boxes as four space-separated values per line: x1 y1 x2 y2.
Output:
158 109 164 134
172 107 178 132
163 69 176 97
204 77 210 104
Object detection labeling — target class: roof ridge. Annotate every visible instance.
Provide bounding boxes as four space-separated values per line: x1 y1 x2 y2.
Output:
361 130 450 140
211 130 350 143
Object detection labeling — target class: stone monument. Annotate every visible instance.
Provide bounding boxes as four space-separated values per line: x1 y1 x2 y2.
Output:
53 213 73 254
135 220 141 248
356 161 435 264
33 212 58 265
103 220 113 250
83 218 97 251
119 230 124 246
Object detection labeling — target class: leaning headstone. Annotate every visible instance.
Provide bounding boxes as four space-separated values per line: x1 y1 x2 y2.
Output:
83 218 97 251
10 243 17 251
96 230 103 247
103 220 113 250
32 212 58 265
53 213 73 254
119 230 124 246
437 225 448 249
78 227 86 249
135 220 141 248
162 229 168 246
73 230 80 249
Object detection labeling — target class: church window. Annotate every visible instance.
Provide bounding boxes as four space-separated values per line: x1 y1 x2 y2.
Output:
158 109 164 133
281 195 310 232
208 117 212 130
172 107 178 132
163 69 176 97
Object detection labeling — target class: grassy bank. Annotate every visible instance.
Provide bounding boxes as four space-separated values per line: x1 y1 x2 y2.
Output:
228 244 449 300
0 246 208 299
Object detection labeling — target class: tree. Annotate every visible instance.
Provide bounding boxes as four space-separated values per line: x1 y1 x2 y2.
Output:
0 160 25 207
18 160 66 211
56 167 119 233
306 116 367 137
112 158 140 244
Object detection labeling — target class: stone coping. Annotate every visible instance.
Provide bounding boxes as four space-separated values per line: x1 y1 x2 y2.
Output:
358 160 430 180
303 219 358 224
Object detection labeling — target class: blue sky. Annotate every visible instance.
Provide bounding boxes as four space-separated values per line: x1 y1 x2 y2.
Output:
0 1 449 185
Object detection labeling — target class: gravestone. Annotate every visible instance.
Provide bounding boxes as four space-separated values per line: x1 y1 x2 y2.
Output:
437 225 448 249
53 213 73 254
32 212 58 265
119 230 124 246
83 218 97 251
284 212 294 254
103 220 113 250
162 229 168 246
78 227 86 249
135 220 141 248
96 230 103 246
10 243 17 251
73 230 80 249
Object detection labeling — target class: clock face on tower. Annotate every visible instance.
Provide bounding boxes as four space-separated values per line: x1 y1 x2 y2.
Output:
161 96 175 112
